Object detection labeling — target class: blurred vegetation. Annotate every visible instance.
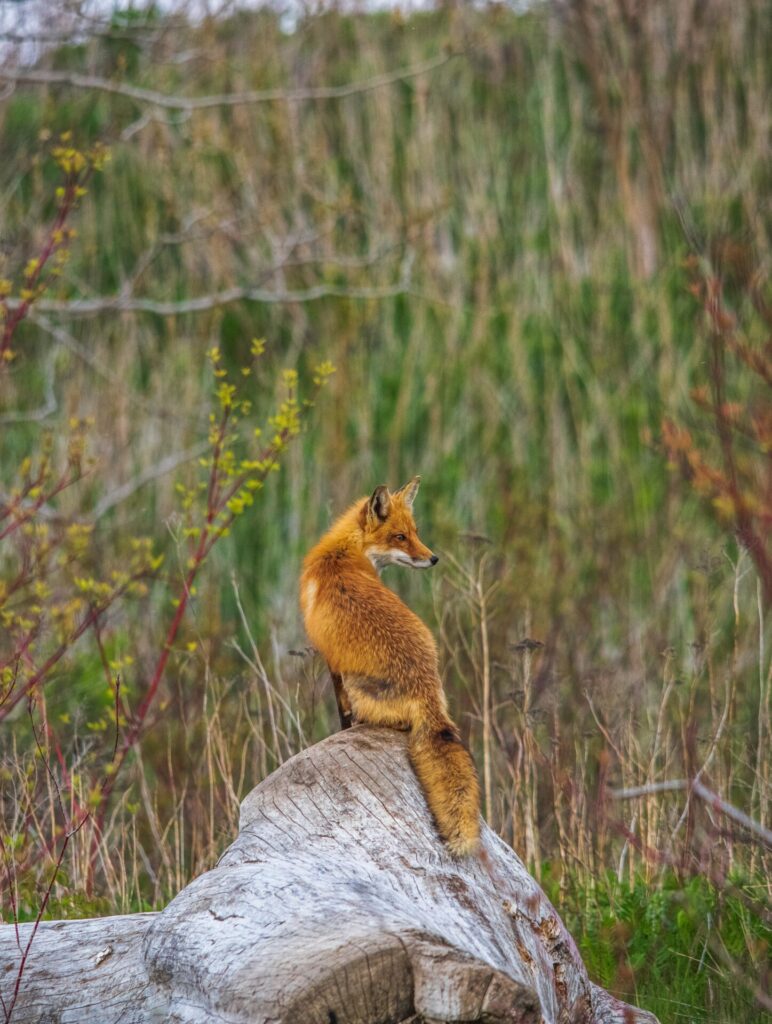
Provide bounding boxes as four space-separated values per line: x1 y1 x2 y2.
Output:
0 1 770 1020
546 869 771 1023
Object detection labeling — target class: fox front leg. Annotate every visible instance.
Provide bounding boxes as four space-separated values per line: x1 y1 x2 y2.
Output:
330 670 353 730
343 675 412 731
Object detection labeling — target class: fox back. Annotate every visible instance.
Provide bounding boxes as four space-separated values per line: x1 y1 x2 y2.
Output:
300 478 439 684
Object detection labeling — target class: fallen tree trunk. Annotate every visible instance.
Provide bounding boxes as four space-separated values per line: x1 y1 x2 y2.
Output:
1 726 658 1023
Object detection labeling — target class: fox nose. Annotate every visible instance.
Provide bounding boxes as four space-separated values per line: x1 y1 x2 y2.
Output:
430 554 439 566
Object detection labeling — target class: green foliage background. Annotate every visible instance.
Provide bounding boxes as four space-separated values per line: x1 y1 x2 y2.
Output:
1 3 770 1021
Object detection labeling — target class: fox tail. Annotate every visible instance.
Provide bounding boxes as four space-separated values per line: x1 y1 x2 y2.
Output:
408 713 481 857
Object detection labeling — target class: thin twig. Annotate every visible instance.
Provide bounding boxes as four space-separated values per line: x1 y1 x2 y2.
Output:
0 51 460 112
2 812 89 1024
230 573 283 765
91 442 209 521
4 257 415 318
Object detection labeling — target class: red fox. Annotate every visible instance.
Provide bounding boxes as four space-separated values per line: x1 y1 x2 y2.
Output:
300 477 481 856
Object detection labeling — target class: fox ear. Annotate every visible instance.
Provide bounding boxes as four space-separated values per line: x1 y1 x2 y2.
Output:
367 485 391 523
395 475 420 509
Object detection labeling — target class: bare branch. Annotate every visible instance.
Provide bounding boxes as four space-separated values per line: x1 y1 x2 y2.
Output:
0 51 460 111
91 442 209 521
29 314 196 424
0 355 57 425
612 779 691 799
7 254 415 318
611 779 772 848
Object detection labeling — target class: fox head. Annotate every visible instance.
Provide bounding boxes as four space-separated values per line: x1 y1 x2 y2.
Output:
358 476 438 572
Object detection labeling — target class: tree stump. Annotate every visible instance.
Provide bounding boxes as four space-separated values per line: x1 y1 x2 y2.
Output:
1 726 658 1023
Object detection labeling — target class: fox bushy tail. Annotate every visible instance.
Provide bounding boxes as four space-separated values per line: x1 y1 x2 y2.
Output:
408 713 481 857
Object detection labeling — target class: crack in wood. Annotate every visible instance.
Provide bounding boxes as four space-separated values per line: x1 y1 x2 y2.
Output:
0 728 658 1024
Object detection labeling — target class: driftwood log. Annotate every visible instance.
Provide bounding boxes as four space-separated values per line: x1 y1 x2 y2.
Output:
1 727 659 1024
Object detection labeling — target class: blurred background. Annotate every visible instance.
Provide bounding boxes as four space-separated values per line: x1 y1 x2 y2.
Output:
1 2 770 1020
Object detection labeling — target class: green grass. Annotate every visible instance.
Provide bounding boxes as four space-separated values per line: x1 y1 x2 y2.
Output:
545 869 771 1023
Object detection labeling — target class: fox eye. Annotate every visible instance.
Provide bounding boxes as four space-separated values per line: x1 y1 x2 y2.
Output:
394 533 406 542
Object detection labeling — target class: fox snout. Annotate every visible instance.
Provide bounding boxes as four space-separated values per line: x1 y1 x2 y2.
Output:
394 546 437 569
411 548 439 568
401 537 438 569
361 477 442 572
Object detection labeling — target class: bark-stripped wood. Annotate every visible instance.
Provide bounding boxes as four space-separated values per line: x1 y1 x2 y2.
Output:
1 727 659 1024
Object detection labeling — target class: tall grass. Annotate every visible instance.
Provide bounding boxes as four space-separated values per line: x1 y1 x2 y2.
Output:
1 2 770 1019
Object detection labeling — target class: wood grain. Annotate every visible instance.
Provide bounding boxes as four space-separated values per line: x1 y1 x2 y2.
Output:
1 727 658 1024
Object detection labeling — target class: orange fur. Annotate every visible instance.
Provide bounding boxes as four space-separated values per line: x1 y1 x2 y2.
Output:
300 478 481 856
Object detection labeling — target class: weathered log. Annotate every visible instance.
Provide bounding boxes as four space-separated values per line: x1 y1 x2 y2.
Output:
1 727 658 1023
